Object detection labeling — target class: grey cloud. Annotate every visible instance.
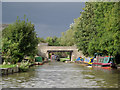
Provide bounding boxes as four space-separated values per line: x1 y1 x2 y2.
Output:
2 2 85 38
3 0 88 2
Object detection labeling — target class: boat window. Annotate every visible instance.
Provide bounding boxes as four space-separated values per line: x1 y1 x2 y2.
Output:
101 58 104 63
99 58 103 63
102 58 104 63
106 58 108 62
104 57 109 63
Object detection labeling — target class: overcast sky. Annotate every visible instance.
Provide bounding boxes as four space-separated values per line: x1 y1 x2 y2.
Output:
2 2 85 38
2 0 88 2
0 2 1 24
2 0 119 2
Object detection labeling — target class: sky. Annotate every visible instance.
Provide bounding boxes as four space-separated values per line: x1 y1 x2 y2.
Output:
2 0 88 2
0 2 1 24
2 0 119 2
2 2 85 38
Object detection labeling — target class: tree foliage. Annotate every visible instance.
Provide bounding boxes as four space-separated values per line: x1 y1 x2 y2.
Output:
45 36 60 46
74 2 96 55
38 37 46 43
87 2 120 57
60 27 75 46
72 2 120 63
2 16 39 64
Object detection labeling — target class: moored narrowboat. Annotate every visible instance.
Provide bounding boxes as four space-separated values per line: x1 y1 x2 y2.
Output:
75 57 84 64
92 56 114 69
84 57 94 66
75 57 94 66
35 56 43 65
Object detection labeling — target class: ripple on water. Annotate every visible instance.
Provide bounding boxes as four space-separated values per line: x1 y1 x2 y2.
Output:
16 80 23 83
20 83 26 87
2 78 10 81
1 62 119 88
0 82 5 85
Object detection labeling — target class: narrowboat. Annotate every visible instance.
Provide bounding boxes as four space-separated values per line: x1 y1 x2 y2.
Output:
84 57 94 66
75 57 84 64
35 56 43 65
92 56 114 69
75 57 93 66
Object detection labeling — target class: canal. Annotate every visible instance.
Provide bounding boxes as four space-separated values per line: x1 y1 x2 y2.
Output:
0 61 120 88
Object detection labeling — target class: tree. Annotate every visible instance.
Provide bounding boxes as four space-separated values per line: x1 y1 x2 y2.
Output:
38 37 46 43
72 2 120 64
60 23 75 46
74 2 95 56
45 36 60 46
2 16 39 64
88 2 120 57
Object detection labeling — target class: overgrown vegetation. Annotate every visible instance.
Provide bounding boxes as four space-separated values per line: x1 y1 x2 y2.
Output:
2 15 39 64
19 61 31 72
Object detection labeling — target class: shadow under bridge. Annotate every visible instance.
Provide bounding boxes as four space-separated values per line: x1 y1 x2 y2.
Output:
47 50 73 61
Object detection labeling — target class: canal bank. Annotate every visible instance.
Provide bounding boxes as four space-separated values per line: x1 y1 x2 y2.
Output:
0 67 19 75
0 59 50 75
1 61 119 88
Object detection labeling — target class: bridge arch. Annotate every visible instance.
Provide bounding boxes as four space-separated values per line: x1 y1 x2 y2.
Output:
37 45 84 61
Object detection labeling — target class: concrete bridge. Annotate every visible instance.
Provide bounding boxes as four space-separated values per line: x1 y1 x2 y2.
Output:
37 44 84 61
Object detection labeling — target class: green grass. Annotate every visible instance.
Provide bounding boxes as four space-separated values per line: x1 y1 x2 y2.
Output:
0 64 17 68
60 58 70 62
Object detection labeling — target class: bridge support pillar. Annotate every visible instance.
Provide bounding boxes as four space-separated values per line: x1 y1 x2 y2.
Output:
46 52 49 59
71 51 77 61
70 52 72 61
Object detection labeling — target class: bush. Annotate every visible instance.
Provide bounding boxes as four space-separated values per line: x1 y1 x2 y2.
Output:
19 61 31 72
2 15 39 64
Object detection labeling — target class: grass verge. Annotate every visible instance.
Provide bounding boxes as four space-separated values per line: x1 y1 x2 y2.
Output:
0 64 17 68
60 58 70 62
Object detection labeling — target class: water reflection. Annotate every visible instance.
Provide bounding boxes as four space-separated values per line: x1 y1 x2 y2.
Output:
1 61 119 88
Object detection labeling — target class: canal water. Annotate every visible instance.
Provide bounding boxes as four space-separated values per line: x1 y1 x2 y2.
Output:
0 61 120 88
